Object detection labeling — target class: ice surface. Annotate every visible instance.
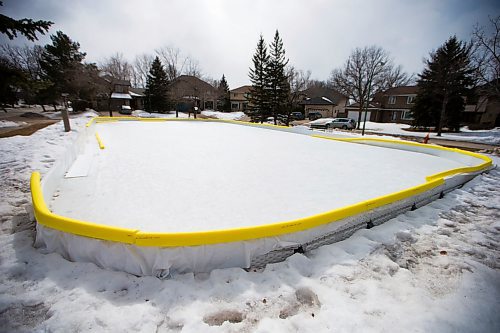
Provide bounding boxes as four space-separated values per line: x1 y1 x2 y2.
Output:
48 121 466 232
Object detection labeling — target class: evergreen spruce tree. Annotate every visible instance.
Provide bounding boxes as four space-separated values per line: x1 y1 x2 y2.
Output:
217 74 231 112
248 35 270 122
412 36 474 134
39 31 86 104
145 56 170 113
268 30 290 125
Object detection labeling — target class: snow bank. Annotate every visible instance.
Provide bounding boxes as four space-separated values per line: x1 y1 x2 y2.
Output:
360 121 500 145
131 110 189 118
0 120 26 128
201 110 246 120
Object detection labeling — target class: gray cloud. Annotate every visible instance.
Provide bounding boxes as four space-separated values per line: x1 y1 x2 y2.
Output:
1 0 498 88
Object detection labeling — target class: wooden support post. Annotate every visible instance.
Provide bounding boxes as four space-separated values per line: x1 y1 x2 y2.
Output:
61 107 71 132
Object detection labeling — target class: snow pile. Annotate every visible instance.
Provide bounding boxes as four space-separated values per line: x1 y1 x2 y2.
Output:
0 120 26 128
0 114 499 331
359 121 500 145
201 110 246 120
131 110 189 118
309 118 335 125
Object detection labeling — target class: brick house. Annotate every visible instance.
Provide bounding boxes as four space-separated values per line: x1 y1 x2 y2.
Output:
299 86 349 118
463 81 500 129
229 85 252 111
344 86 418 124
95 75 144 111
169 75 217 110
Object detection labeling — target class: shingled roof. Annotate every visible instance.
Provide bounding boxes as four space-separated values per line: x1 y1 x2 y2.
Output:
300 96 335 105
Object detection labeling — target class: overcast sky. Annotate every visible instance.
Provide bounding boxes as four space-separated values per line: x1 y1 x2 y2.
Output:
1 0 499 88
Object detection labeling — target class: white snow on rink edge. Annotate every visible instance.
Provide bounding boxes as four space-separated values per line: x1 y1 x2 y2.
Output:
201 110 246 120
0 114 499 332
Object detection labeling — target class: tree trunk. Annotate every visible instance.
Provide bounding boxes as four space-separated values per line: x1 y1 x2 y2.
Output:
357 103 363 129
41 104 46 112
437 92 448 137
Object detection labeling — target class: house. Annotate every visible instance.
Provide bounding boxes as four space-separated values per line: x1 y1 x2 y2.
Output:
95 75 144 111
343 101 381 124
300 96 337 118
462 80 500 129
129 87 145 110
344 86 418 124
299 86 349 118
169 75 217 110
230 85 252 111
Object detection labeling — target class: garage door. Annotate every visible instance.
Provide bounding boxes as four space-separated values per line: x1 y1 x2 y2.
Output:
348 111 370 121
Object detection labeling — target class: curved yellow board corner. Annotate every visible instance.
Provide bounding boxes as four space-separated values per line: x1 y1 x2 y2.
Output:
32 118 493 247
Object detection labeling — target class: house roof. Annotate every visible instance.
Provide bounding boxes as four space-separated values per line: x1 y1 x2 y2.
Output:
99 74 131 86
170 75 216 92
230 85 252 94
300 86 348 104
382 85 418 96
300 96 335 105
345 102 380 109
110 92 132 100
129 87 145 97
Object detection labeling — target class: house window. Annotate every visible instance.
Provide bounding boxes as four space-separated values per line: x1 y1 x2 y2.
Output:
231 103 239 110
388 96 396 104
407 96 415 104
391 111 398 121
402 110 414 120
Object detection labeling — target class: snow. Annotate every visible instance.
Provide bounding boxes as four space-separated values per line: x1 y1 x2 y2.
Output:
110 92 132 99
321 96 333 103
131 110 189 118
0 120 26 128
0 113 499 332
358 121 500 145
50 121 464 232
201 110 246 120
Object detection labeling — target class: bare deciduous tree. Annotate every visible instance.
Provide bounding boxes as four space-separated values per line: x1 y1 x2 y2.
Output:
184 56 203 78
131 53 153 88
380 64 414 90
155 45 185 81
100 52 132 81
329 45 412 128
155 45 203 81
0 44 44 80
471 15 500 98
283 66 311 125
286 66 311 103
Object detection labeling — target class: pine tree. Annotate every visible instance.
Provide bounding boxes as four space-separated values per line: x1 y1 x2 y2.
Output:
412 36 474 134
248 35 270 122
268 30 289 125
217 74 231 112
39 31 87 104
145 56 170 113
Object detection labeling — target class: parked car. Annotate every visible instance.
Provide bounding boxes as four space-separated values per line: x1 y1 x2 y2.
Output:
120 105 132 115
291 111 305 120
325 118 357 130
308 112 322 121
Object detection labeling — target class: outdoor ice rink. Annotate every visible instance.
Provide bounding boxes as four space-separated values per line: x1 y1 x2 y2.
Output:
49 120 466 233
